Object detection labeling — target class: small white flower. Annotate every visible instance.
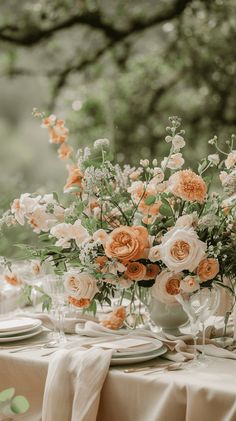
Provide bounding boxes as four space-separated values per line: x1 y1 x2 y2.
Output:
140 159 149 167
93 138 110 149
208 154 220 166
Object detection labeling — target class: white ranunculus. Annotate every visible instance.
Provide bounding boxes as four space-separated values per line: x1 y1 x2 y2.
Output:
159 227 207 273
64 270 99 300
151 270 181 305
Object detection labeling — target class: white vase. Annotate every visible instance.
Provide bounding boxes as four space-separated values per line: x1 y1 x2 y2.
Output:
148 297 189 335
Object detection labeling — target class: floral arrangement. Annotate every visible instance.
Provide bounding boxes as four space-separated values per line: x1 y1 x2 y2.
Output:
1 113 236 317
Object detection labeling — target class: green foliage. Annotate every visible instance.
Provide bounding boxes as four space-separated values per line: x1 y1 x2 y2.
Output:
0 387 29 415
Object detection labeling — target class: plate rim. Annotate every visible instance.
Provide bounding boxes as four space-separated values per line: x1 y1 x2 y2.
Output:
0 326 43 343
0 318 42 334
112 339 163 358
0 319 42 337
110 345 167 365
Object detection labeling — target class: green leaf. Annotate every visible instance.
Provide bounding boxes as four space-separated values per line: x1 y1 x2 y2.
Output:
52 191 59 202
159 204 173 217
144 195 156 205
11 396 29 414
0 388 15 402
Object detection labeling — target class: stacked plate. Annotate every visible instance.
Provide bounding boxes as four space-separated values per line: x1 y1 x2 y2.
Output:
91 337 167 365
0 318 43 342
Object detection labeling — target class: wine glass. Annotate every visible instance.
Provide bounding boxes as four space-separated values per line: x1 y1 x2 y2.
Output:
176 284 220 364
42 275 67 347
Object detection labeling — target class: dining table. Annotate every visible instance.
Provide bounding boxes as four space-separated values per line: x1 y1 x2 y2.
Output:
1 326 236 421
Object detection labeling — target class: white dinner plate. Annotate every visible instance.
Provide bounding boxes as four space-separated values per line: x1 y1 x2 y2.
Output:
0 326 43 343
0 318 41 334
0 320 42 337
111 339 163 358
110 345 167 366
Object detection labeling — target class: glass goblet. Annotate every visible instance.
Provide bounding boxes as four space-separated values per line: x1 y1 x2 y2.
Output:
42 275 67 347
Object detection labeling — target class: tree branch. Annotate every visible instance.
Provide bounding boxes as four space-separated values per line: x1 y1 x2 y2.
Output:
0 0 193 46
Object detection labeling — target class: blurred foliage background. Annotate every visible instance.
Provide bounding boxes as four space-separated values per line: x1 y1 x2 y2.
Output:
0 0 235 256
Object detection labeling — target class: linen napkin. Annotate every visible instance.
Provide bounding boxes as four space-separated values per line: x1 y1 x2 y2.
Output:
42 347 113 421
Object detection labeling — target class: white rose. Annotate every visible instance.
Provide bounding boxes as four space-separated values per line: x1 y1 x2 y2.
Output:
64 271 99 300
159 227 207 273
151 270 181 305
148 245 161 262
11 193 41 225
50 220 90 248
172 135 186 151
73 220 90 246
180 276 200 293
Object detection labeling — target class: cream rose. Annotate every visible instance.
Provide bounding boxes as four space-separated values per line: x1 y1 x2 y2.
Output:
50 219 90 248
159 227 207 273
151 270 181 305
64 271 99 300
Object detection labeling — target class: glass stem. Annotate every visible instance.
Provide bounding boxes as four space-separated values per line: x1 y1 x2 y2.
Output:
193 335 198 361
202 322 206 359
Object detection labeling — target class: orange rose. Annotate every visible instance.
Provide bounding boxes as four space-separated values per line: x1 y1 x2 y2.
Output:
68 296 91 308
104 225 149 263
125 262 146 281
64 165 83 192
170 240 190 261
196 258 219 282
169 169 207 204
144 264 161 280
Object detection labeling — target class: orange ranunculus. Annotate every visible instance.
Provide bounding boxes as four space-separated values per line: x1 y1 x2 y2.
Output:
196 258 219 282
144 264 161 280
58 143 74 160
95 256 108 268
169 169 207 204
49 119 69 144
64 165 83 192
100 306 126 330
68 296 91 308
104 225 149 263
125 262 146 281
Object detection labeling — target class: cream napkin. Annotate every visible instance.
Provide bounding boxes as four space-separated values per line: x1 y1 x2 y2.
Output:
42 347 113 421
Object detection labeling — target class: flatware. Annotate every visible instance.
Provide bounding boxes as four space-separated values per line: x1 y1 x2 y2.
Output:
124 362 178 373
143 362 184 375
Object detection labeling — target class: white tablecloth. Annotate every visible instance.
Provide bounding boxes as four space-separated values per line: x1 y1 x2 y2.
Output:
1 331 236 421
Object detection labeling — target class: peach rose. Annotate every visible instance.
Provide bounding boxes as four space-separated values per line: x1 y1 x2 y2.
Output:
125 262 146 281
93 229 108 245
58 143 73 160
64 271 99 300
68 296 91 308
196 258 219 282
64 165 83 193
144 264 161 280
151 270 181 305
169 169 207 204
104 225 149 263
138 200 161 216
100 306 126 330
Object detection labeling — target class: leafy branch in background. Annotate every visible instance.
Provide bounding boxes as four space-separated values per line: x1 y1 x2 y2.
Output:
0 388 29 417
